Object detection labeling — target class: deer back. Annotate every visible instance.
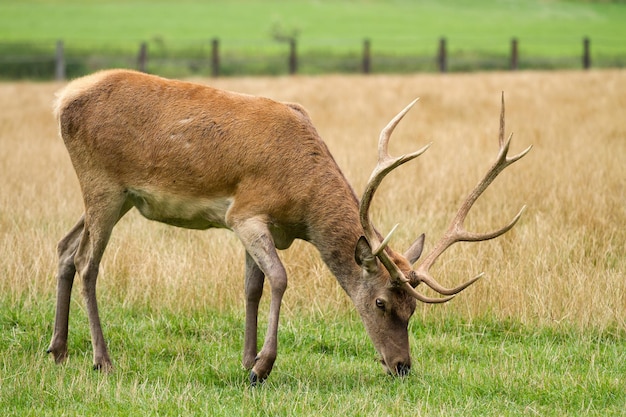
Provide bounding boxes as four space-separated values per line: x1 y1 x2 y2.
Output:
55 69 354 233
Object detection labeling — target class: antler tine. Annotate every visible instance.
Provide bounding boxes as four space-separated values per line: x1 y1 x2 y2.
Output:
402 282 456 304
372 223 399 256
375 99 423 171
414 94 531 296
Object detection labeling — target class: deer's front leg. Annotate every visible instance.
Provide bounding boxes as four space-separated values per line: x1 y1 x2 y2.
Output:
231 217 287 385
243 251 265 370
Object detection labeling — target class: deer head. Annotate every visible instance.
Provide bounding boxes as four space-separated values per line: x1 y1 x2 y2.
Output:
352 95 531 375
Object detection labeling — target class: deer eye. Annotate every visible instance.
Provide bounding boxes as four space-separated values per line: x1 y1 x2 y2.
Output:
375 298 385 310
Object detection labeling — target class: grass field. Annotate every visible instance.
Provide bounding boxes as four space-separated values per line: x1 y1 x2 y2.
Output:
2 0 625 52
1 69 625 415
1 0 626 77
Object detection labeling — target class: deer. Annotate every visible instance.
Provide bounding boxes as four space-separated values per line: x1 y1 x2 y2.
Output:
47 69 531 385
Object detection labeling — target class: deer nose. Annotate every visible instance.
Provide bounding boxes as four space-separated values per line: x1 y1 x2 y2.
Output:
396 362 411 376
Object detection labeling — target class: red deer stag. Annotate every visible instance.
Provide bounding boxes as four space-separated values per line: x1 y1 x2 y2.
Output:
48 69 530 384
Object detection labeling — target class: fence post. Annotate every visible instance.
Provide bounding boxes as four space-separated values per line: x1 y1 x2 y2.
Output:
510 38 518 71
137 42 148 72
438 37 447 73
288 38 297 74
582 37 591 70
55 40 65 81
211 38 220 77
362 38 371 74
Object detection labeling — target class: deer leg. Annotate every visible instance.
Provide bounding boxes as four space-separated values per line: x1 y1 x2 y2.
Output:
230 216 287 385
73 194 131 371
47 215 85 363
242 251 265 370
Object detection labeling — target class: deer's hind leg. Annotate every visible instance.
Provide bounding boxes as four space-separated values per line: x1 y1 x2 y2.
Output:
75 191 132 371
47 215 85 363
49 189 132 370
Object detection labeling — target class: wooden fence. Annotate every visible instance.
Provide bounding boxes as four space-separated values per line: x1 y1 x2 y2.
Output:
44 35 599 80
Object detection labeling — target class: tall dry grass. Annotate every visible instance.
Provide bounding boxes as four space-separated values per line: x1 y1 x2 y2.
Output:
1 70 624 330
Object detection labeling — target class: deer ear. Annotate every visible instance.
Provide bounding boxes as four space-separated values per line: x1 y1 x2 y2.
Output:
355 236 378 273
404 233 425 265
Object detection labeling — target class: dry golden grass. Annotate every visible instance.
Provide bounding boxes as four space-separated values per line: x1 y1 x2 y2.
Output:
1 70 624 330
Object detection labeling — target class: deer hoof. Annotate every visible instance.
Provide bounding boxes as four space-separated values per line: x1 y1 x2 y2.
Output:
92 360 113 372
249 370 267 387
46 346 67 364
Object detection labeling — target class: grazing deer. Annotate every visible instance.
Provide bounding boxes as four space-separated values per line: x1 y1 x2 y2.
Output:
47 69 530 384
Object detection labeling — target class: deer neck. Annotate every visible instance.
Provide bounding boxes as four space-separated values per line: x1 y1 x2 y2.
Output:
306 184 367 298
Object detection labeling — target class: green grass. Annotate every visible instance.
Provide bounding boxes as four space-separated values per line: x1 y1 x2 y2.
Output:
1 0 626 77
2 0 625 53
1 298 625 416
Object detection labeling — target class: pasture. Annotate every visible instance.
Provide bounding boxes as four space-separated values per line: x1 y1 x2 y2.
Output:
3 0 625 53
2 0 626 77
1 69 625 415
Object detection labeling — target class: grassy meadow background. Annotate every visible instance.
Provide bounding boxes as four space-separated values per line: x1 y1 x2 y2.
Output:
1 0 626 77
3 0 624 49
1 69 625 415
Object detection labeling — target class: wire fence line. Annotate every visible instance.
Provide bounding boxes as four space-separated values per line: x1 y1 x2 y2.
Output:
1 36 624 80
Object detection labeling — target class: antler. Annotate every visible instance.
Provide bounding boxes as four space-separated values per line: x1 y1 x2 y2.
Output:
358 99 450 304
359 99 431 251
359 94 531 304
413 93 532 295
